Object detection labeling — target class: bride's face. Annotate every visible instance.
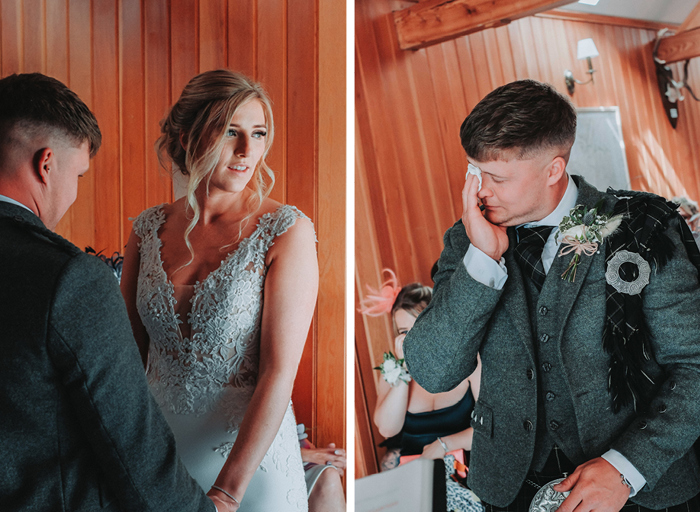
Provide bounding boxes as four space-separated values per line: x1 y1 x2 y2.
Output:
209 99 267 195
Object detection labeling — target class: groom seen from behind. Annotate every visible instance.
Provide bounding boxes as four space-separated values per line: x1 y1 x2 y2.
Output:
0 73 216 511
403 80 700 512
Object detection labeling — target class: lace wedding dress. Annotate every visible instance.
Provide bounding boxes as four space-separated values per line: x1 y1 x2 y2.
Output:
133 204 309 511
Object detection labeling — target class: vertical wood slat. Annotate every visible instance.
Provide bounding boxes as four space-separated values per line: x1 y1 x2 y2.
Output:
22 0 43 72
286 0 318 437
227 0 255 77
257 0 286 204
92 0 120 253
199 0 227 71
66 0 93 252
356 0 700 474
120 0 146 248
1 0 22 75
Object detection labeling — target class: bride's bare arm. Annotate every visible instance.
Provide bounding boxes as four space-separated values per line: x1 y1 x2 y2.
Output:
120 228 151 368
209 216 319 507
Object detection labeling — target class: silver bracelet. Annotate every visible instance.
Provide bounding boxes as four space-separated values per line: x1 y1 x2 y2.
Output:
436 436 449 454
211 485 240 505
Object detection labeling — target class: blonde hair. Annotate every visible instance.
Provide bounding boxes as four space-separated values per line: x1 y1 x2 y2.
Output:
156 69 275 267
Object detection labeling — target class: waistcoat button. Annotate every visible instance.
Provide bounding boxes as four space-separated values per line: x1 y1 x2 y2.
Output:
542 362 552 372
524 420 534 431
546 391 555 401
526 368 534 380
539 306 548 316
539 333 549 343
550 420 560 431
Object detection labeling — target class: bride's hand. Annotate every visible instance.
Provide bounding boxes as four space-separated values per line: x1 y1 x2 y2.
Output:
208 490 240 512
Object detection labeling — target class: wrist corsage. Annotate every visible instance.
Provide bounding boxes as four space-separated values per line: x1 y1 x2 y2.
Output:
557 202 623 282
374 352 411 387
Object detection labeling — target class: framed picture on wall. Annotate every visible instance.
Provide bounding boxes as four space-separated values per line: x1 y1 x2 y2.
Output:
567 107 631 191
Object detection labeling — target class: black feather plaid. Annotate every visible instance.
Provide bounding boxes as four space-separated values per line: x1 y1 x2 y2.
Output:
604 189 700 413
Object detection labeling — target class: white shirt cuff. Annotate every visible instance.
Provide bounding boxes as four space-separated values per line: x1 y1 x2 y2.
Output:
462 245 508 290
602 449 646 497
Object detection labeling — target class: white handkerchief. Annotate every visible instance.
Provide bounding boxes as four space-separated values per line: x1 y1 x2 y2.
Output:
466 163 482 191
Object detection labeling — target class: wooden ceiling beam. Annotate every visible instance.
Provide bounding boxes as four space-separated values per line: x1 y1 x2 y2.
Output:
655 27 700 64
678 0 700 34
393 0 575 51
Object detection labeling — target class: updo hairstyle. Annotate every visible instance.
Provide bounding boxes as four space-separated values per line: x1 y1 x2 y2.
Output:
156 69 275 265
391 283 432 334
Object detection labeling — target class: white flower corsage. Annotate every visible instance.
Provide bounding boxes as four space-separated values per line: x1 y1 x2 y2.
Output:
557 203 624 282
374 352 411 387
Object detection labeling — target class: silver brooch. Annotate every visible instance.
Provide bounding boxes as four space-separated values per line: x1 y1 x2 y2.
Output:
605 250 651 295
529 478 570 512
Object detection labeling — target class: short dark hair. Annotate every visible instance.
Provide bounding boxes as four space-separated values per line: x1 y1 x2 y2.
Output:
0 73 101 157
459 80 576 162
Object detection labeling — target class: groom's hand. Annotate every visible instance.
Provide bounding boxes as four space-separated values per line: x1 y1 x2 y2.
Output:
461 173 508 261
554 457 630 512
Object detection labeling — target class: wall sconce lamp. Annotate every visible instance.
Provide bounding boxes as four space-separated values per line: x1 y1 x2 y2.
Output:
564 38 599 95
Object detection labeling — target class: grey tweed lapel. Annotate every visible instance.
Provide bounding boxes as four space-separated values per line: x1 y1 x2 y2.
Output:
502 226 537 363
541 175 611 336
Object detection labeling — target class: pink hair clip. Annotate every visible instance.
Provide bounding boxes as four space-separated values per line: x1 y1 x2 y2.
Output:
359 269 401 317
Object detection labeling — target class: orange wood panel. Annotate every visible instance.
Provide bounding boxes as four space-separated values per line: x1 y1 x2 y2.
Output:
315 0 347 452
537 9 679 31
121 0 147 250
46 0 68 83
92 0 121 254
227 0 256 77
356 0 700 475
200 0 227 71
144 0 173 209
256 0 286 203
170 0 199 105
1 0 22 75
65 0 94 252
286 0 318 437
22 0 43 72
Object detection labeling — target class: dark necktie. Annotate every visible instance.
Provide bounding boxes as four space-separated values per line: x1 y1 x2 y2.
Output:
515 225 554 291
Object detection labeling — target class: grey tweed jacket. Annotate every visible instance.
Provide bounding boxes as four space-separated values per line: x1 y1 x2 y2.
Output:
403 176 700 509
0 202 214 512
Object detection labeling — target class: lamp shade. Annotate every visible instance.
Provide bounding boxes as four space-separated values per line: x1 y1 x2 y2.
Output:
577 38 599 60
578 0 600 5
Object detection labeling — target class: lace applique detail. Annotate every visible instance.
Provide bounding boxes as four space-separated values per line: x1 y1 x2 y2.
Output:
134 204 310 417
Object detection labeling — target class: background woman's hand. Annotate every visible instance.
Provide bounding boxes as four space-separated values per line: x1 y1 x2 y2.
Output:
420 438 447 460
461 172 508 261
300 443 346 476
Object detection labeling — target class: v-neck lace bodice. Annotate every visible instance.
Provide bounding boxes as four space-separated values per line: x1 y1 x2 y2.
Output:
134 203 308 416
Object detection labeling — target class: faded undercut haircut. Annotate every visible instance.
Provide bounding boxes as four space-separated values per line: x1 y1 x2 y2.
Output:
460 79 576 163
0 73 101 159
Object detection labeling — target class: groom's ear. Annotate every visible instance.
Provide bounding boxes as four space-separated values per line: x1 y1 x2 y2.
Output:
34 147 54 185
546 155 567 185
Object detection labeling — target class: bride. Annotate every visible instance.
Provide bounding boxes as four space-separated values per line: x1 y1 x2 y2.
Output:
120 70 318 512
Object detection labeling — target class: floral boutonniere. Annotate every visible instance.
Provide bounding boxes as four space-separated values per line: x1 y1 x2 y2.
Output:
374 352 411 387
557 201 624 282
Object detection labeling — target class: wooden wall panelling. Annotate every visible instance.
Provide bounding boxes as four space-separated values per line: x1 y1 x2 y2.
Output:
170 0 198 106
256 0 286 204
199 0 227 71
93 0 121 254
22 0 42 72
286 0 317 440
356 0 700 474
46 0 68 82
144 0 172 209
316 0 346 452
66 0 94 252
1 0 21 74
227 0 256 77
121 0 147 247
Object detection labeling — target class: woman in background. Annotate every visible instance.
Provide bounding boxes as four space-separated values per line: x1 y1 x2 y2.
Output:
361 270 482 512
121 70 318 512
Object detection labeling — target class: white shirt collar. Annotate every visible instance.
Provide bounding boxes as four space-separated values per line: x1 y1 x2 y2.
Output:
0 194 35 214
523 174 578 228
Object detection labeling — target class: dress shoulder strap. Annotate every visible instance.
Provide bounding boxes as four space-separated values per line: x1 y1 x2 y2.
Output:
131 204 166 240
260 205 315 242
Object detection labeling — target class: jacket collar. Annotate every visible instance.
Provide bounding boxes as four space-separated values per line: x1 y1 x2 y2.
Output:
0 200 46 230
